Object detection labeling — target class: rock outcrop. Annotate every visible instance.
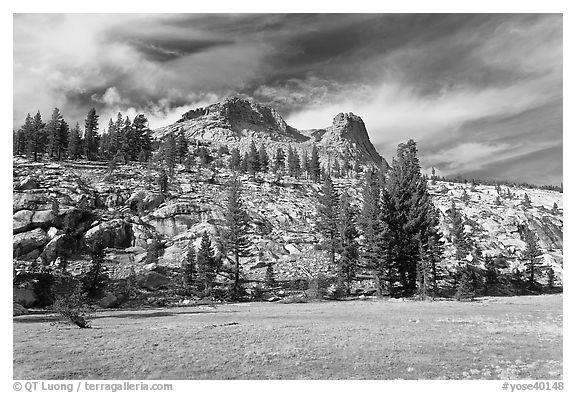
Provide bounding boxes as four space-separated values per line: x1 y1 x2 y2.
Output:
154 97 386 167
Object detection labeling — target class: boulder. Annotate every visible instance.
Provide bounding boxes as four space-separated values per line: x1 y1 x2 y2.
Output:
126 190 165 212
13 209 55 234
138 271 171 290
13 192 50 213
17 176 40 190
13 228 50 258
40 234 75 263
84 219 133 249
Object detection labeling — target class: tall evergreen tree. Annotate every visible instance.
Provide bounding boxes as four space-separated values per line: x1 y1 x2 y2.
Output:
337 192 359 294
118 117 132 163
522 226 542 289
162 132 177 175
258 144 269 173
27 111 47 161
223 177 251 298
316 176 340 267
15 113 33 156
301 150 310 179
56 119 70 160
197 232 217 294
449 199 470 260
83 108 99 160
45 108 63 158
384 139 439 296
68 122 83 160
229 147 241 171
309 144 321 182
132 114 153 162
273 147 285 174
247 141 260 175
287 146 301 178
176 131 189 164
182 241 197 291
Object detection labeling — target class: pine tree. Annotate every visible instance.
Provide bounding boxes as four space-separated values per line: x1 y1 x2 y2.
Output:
333 159 341 178
265 263 276 288
27 111 47 161
15 113 33 156
45 108 63 158
449 199 470 260
274 148 285 174
359 169 390 294
317 176 340 267
337 192 359 294
384 139 438 296
301 151 310 179
455 263 476 300
196 232 217 294
484 255 499 291
182 241 197 291
258 144 269 172
83 108 99 161
522 193 532 208
223 177 251 298
309 144 321 182
118 117 132 163
551 202 559 214
247 141 260 175
131 114 153 162
229 147 241 171
68 122 83 160
522 226 542 289
162 133 177 175
176 131 188 164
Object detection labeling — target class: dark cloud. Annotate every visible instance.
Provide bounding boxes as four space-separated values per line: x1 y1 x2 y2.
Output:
13 13 562 185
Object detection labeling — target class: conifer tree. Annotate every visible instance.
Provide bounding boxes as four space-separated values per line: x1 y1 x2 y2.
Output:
118 117 132 163
45 108 63 158
384 139 438 296
68 122 83 160
455 263 476 300
551 202 559 214
176 131 188 164
449 199 470 260
27 111 47 161
333 159 341 178
229 147 241 171
287 146 301 178
309 144 321 182
258 144 269 172
131 114 153 162
337 192 359 294
182 241 197 291
15 113 33 156
274 147 285 174
484 255 499 291
247 141 260 175
522 193 532 208
223 177 251 298
265 263 276 288
301 151 310 179
162 132 177 175
83 108 99 160
197 232 217 294
522 226 542 289
316 176 340 266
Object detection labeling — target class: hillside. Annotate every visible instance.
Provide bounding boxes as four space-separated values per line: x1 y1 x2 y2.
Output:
13 154 563 307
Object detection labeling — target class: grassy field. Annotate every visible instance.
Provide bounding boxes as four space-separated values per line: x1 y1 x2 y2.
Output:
13 294 562 380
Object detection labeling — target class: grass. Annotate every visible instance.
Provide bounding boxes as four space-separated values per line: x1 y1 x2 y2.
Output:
13 294 562 380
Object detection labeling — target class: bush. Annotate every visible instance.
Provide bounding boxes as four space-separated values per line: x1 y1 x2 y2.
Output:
53 285 94 328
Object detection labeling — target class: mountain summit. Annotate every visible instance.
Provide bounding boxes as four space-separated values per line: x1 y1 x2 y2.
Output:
155 97 386 167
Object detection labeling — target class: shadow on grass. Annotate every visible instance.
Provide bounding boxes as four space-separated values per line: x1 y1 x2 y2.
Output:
13 309 234 324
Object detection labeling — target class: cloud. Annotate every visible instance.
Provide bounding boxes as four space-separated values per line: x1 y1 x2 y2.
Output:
13 13 562 185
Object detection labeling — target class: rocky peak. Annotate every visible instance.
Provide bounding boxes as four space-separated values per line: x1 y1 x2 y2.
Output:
320 112 384 165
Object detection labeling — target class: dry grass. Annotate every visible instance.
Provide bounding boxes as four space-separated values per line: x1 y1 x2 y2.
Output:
13 294 562 380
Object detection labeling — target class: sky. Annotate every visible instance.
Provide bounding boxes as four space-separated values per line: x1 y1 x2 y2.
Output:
13 13 563 185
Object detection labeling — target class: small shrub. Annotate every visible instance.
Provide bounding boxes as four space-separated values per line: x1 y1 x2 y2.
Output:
53 285 94 328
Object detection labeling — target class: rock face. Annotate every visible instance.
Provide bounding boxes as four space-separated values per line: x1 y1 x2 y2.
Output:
84 219 133 249
155 97 386 167
13 228 50 258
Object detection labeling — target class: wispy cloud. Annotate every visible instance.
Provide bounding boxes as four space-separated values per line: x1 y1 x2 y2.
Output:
13 13 562 185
